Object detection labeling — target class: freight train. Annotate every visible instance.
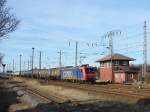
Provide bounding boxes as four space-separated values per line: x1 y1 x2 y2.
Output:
15 64 97 83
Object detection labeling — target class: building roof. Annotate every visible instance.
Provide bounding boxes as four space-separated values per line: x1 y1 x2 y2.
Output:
96 53 135 62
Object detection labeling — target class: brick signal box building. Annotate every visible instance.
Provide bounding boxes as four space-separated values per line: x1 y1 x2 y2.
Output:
96 53 138 83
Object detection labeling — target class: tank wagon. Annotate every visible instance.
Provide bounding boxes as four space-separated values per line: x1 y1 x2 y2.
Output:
49 67 60 80
38 69 50 79
21 70 32 77
13 71 20 76
20 69 50 78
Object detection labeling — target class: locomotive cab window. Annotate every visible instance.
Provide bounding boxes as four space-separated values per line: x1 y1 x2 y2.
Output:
85 68 96 74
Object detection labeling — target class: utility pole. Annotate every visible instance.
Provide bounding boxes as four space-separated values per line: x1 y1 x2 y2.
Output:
19 54 22 75
38 51 42 79
2 64 6 74
32 47 35 78
143 21 147 79
30 56 32 70
27 60 29 70
58 50 62 68
9 63 11 71
12 59 15 73
6 64 8 71
102 30 121 55
39 51 42 70
109 32 114 55
103 30 121 55
23 61 25 71
75 41 78 67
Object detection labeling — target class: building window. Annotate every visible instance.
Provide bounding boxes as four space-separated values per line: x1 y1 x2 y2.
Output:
101 62 111 68
100 63 104 67
122 61 128 66
114 61 119 65
108 62 111 67
104 63 107 67
130 74 134 78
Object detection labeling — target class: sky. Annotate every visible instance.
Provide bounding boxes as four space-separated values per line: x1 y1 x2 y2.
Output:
0 0 150 71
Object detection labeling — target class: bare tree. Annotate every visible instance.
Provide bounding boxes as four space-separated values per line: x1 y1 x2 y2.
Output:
0 0 19 64
0 0 20 39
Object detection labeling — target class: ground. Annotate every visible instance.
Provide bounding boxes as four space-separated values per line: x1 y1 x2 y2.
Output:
0 77 150 112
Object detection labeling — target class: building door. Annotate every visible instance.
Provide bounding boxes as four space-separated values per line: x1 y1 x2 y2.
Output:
114 73 125 83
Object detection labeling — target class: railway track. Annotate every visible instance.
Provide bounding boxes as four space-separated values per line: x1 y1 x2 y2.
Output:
97 84 150 96
25 87 52 103
43 80 150 100
13 77 150 102
68 84 149 99
9 80 68 104
24 86 68 104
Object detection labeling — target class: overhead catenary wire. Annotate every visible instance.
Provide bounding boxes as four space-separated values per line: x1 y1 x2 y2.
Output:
7 21 150 69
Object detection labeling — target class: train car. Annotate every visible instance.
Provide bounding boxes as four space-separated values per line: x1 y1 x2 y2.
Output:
13 71 20 76
39 69 50 79
30 69 50 79
6 70 13 75
21 70 32 77
49 67 61 80
33 69 39 77
19 69 50 78
60 64 96 83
